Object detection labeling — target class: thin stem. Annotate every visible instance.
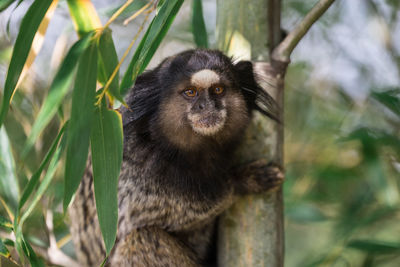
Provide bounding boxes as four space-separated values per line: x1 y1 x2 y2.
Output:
103 0 135 29
272 0 336 62
56 234 71 248
123 1 153 25
0 195 14 221
96 5 154 106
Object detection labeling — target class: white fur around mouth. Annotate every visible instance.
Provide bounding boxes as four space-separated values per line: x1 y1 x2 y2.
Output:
188 110 227 136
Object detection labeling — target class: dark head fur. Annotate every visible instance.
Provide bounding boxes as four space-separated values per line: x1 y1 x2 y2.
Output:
121 49 278 155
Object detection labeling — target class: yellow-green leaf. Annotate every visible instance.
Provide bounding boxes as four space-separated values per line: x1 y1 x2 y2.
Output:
0 239 10 259
90 96 123 254
0 0 53 127
120 0 184 94
67 0 102 36
63 40 98 212
0 215 12 231
16 0 58 90
98 28 124 103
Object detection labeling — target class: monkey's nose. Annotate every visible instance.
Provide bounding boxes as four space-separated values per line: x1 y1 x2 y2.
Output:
198 102 205 110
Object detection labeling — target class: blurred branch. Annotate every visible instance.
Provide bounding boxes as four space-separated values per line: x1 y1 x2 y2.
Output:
367 0 400 77
272 0 336 62
268 0 282 52
45 210 79 267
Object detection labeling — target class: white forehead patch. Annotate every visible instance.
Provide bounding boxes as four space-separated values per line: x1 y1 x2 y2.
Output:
191 69 220 88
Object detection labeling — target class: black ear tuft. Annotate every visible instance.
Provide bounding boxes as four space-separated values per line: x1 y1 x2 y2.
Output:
234 60 280 123
120 69 161 134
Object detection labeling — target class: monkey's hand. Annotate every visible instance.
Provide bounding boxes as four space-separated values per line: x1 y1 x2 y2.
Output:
232 159 284 195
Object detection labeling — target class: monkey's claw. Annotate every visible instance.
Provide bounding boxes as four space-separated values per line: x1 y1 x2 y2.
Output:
244 159 285 193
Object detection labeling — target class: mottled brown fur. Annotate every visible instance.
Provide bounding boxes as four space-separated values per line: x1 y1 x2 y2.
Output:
68 49 283 266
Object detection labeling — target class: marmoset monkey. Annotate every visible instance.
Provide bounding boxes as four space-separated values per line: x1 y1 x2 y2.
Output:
69 49 283 267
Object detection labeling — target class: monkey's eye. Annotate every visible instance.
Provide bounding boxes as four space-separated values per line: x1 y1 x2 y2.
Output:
212 86 224 95
183 87 198 97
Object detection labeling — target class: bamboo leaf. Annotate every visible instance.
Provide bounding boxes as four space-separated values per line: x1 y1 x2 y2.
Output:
348 239 400 254
1 238 14 247
0 0 53 127
63 40 98 212
19 123 67 211
98 29 124 103
0 126 19 210
371 88 400 117
16 0 58 90
0 0 18 12
16 229 44 267
15 227 24 264
120 0 184 94
67 0 102 36
191 0 208 48
106 0 148 19
90 96 123 254
19 133 66 226
23 33 93 156
0 239 10 259
0 215 13 231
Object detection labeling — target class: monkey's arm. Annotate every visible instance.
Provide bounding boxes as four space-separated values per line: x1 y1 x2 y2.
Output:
231 159 284 195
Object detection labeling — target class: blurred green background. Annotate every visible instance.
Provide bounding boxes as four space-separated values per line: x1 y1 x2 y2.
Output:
0 0 399 266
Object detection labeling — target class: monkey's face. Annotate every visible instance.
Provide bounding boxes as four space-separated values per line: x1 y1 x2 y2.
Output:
123 49 277 152
159 66 250 150
184 69 227 136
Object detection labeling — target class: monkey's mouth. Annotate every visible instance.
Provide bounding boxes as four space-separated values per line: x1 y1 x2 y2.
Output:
188 111 227 136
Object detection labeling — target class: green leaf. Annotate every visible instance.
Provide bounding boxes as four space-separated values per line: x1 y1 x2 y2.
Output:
120 0 184 94
286 203 328 223
0 0 17 12
66 0 101 36
0 238 10 258
1 238 14 247
19 123 67 211
15 224 45 267
0 0 53 127
341 127 400 158
23 33 93 157
347 239 400 254
63 40 98 212
24 241 45 267
98 28 124 103
0 215 13 231
19 132 66 227
20 233 44 267
191 0 208 48
0 126 19 210
90 96 123 254
157 0 166 10
371 88 400 117
15 228 24 264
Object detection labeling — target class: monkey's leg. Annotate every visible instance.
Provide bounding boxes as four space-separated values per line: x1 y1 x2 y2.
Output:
109 227 200 267
232 159 284 194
